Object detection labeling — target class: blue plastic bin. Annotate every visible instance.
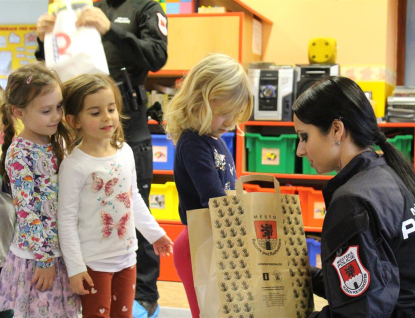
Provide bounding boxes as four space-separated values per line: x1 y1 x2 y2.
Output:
152 134 175 170
221 132 235 159
306 238 321 267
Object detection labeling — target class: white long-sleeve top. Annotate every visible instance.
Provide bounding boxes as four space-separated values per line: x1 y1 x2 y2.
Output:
57 143 165 277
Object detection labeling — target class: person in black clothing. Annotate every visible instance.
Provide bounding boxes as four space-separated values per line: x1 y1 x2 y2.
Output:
36 1 167 317
293 76 415 317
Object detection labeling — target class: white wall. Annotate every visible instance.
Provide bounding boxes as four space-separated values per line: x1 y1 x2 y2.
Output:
0 0 48 24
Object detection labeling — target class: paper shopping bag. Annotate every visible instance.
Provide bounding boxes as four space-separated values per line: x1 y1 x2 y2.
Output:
44 0 109 82
188 175 314 318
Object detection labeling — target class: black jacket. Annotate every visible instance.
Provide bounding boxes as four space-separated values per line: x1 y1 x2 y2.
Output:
310 151 415 317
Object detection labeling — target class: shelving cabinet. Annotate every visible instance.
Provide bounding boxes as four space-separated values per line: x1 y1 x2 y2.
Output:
235 121 415 232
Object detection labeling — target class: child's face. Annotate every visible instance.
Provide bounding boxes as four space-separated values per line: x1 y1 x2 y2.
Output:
210 100 235 138
17 84 63 144
75 87 119 143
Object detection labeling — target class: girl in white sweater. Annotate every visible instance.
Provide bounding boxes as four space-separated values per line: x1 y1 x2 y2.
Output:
58 73 173 318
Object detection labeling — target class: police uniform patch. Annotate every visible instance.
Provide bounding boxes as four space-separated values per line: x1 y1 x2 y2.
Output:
332 246 370 297
157 12 167 36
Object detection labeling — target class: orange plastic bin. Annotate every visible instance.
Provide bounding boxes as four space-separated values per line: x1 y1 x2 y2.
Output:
296 186 326 229
243 183 297 194
157 220 185 282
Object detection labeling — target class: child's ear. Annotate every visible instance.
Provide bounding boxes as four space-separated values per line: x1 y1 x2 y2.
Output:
11 106 24 119
66 115 81 129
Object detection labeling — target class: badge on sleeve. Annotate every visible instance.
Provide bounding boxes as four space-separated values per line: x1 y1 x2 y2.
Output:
332 246 370 297
156 13 167 36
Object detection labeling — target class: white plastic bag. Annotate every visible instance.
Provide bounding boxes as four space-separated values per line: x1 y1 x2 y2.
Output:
44 1 109 82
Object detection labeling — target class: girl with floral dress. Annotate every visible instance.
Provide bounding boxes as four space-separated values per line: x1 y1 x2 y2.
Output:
0 62 79 317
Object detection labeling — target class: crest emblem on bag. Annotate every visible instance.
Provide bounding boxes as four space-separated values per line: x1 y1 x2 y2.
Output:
253 220 280 254
332 246 370 297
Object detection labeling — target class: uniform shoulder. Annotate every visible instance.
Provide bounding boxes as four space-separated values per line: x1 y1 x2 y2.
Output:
129 0 162 11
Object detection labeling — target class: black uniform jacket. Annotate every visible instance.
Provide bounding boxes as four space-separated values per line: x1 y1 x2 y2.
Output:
310 151 415 318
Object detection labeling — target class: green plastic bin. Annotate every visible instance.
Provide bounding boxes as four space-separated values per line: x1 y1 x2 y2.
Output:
245 133 297 173
374 135 413 161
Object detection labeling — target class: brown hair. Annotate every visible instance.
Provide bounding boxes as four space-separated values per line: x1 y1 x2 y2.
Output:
0 62 71 183
63 73 126 153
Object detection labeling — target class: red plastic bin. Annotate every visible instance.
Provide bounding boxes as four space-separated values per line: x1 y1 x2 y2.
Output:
296 186 326 228
157 221 185 282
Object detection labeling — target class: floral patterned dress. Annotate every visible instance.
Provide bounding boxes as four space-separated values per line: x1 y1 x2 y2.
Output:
0 137 80 318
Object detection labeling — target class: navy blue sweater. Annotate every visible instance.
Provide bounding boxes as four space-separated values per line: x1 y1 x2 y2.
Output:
174 130 236 225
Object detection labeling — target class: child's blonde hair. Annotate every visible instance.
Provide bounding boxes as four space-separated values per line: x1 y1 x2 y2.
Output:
0 62 71 183
164 53 253 144
63 73 126 153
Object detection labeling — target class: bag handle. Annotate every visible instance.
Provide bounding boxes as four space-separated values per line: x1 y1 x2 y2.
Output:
235 174 281 195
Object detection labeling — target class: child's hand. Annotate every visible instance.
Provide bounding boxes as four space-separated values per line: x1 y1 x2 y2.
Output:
153 235 174 257
69 272 94 295
32 265 56 291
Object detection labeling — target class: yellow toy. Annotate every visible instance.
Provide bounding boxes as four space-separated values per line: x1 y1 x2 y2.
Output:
308 37 337 64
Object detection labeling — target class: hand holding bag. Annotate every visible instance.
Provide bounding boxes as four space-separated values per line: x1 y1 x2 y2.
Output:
44 0 109 82
188 175 314 318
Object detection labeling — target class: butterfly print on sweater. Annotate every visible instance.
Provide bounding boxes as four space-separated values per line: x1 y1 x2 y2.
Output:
115 192 131 208
101 211 131 239
92 173 119 196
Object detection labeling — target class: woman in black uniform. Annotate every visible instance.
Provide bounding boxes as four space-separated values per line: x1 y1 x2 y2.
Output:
293 76 415 317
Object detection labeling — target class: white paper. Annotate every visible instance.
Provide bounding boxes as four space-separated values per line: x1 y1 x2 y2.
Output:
252 19 262 56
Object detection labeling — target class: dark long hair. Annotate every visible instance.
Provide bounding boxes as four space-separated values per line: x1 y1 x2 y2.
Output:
292 76 415 196
0 62 71 183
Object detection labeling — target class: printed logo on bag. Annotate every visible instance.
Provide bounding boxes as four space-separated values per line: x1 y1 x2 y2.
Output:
114 17 130 24
332 246 370 297
252 220 281 255
54 32 71 57
157 13 168 36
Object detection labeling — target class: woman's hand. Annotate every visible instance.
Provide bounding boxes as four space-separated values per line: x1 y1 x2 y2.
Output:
32 264 56 291
69 271 94 295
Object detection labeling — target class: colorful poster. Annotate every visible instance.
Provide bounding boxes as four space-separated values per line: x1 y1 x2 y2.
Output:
0 25 37 88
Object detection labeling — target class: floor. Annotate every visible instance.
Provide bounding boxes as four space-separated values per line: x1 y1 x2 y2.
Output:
76 280 328 317
156 280 329 317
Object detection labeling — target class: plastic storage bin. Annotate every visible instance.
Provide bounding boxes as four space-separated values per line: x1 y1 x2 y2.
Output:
374 135 413 161
152 134 175 170
149 182 180 221
245 133 297 173
158 221 185 282
296 186 326 228
302 158 336 176
306 238 321 267
221 132 235 159
243 183 297 195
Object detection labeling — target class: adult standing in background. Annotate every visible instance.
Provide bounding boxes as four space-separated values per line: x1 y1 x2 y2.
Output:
35 1 168 317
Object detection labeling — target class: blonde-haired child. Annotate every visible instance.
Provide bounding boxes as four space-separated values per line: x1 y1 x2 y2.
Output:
0 62 79 317
164 53 253 317
59 73 173 318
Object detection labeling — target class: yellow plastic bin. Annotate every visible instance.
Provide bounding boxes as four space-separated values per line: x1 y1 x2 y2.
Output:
149 182 180 221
